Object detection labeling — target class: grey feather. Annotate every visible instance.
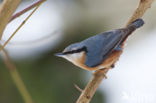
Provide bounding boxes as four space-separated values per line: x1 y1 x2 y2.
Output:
82 30 123 67
61 19 144 67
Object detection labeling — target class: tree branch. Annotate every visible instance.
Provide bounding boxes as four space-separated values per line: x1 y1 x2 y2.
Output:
76 0 155 103
76 68 110 103
0 4 42 51
126 0 155 26
1 48 34 103
0 1 45 103
0 0 21 39
10 0 46 22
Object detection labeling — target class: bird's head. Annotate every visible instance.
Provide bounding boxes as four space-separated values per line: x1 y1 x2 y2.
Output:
55 43 87 63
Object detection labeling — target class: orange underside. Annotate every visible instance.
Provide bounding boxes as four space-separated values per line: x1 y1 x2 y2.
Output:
74 50 123 71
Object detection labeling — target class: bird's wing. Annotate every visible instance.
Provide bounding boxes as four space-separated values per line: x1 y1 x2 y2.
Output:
84 30 123 67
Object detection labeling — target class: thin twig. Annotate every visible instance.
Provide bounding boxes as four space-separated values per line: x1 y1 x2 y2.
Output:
0 4 42 51
76 0 155 103
0 47 34 103
10 0 46 22
0 1 45 103
0 0 21 39
74 84 83 92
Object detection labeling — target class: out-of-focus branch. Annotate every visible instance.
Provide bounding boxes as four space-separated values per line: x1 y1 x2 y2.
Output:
1 49 34 103
0 5 41 51
0 0 21 39
76 0 155 103
10 0 46 22
0 0 45 103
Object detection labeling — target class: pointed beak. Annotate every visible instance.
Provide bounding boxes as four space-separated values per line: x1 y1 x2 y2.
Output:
54 53 65 57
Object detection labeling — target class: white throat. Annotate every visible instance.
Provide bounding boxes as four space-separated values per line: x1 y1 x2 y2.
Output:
61 52 84 63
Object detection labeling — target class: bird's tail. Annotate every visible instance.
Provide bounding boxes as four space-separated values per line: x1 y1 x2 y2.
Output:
120 19 144 44
124 18 144 36
128 18 144 29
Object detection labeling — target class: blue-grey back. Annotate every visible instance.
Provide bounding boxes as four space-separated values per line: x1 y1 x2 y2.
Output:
81 30 122 67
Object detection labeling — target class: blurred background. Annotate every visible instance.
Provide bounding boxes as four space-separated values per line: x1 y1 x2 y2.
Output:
0 0 156 103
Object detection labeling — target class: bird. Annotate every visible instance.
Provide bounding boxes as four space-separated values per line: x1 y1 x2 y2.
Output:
55 19 144 71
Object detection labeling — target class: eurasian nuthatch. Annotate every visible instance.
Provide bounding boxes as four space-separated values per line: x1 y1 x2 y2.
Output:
55 19 144 71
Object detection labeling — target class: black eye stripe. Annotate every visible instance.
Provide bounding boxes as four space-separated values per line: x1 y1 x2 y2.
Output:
63 47 87 54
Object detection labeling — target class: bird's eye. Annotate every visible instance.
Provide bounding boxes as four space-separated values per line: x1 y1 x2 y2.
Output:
63 46 87 54
63 50 75 54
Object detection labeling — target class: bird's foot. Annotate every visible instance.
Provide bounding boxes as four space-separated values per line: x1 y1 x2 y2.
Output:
94 68 108 78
